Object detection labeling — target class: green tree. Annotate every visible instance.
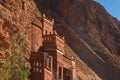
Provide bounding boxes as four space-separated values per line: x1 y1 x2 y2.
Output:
0 34 31 80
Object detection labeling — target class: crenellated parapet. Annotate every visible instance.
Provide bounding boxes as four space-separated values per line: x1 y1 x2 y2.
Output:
43 33 65 54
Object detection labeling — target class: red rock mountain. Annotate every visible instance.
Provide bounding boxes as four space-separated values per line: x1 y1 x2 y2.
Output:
0 0 120 80
34 0 120 80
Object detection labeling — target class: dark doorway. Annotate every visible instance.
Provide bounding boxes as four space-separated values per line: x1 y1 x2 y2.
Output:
63 68 72 80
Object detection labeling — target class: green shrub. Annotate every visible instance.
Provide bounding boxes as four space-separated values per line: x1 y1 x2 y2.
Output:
0 34 31 80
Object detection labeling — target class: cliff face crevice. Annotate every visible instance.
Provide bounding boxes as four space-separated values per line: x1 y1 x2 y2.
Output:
34 0 120 80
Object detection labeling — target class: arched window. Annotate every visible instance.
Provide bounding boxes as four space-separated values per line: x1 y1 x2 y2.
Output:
49 32 51 35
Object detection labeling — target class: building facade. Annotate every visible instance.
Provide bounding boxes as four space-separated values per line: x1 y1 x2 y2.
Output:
30 15 76 80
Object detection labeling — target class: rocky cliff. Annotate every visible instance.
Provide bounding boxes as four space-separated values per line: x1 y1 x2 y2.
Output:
34 0 120 80
1 0 120 80
0 0 42 67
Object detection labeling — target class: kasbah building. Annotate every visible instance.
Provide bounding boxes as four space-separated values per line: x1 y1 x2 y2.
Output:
30 14 77 80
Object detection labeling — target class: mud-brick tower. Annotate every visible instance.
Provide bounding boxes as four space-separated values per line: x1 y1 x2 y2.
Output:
30 16 54 80
30 15 76 80
42 15 76 80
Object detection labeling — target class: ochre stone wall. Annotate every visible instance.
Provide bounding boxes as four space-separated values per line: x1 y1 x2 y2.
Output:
31 25 42 52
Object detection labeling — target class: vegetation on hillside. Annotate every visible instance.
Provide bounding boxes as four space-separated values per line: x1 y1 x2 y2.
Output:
0 33 31 80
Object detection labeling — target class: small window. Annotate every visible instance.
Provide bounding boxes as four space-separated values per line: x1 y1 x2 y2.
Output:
36 68 39 72
59 67 62 79
39 69 42 73
36 62 39 66
39 63 42 67
45 30 47 35
49 32 51 35
45 54 52 70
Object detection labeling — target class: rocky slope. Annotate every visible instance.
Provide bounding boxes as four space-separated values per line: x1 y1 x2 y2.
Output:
0 0 41 66
34 0 120 80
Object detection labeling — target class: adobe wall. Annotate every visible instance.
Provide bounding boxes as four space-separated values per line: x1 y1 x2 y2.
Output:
31 25 43 52
44 69 53 80
42 17 53 35
30 52 44 80
55 35 65 53
57 52 72 69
